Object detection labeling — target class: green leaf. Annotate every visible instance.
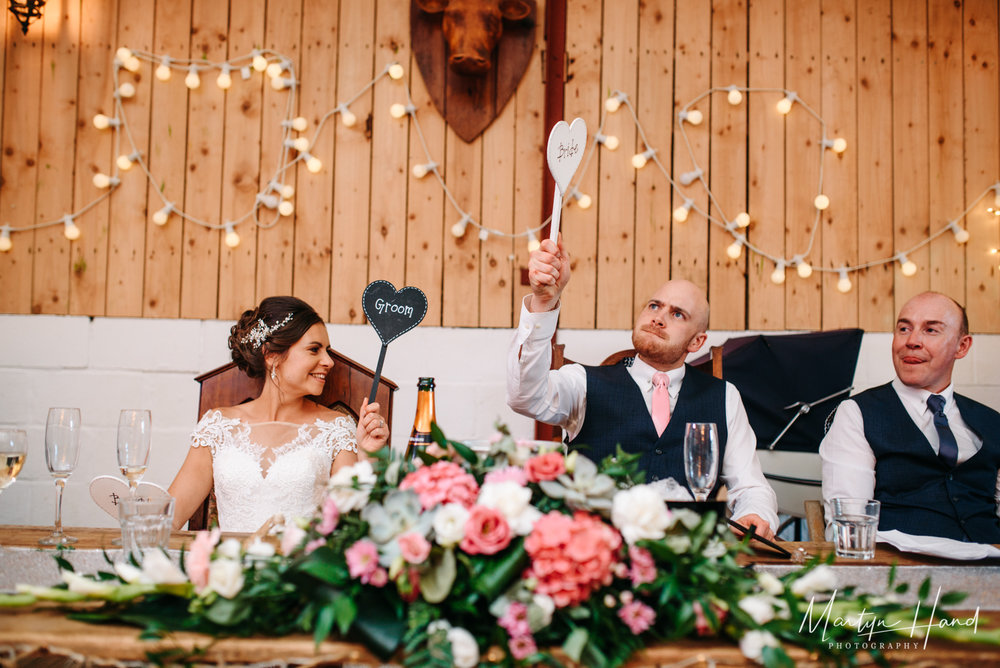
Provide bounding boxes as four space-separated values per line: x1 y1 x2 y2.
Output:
918 577 931 601
55 555 74 572
420 548 456 604
473 540 527 600
204 597 251 626
940 590 969 606
0 593 37 607
562 627 588 663
297 547 349 587
762 645 795 668
314 603 336 646
333 593 357 635
894 582 910 595
887 563 897 588
448 438 478 465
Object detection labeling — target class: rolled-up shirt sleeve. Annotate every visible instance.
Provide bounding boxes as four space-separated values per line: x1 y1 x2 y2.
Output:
722 383 780 532
506 297 587 439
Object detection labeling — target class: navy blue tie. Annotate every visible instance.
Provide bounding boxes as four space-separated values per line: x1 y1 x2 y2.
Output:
927 394 958 467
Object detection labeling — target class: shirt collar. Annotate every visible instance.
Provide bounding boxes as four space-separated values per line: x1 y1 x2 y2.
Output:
631 356 686 392
892 376 955 414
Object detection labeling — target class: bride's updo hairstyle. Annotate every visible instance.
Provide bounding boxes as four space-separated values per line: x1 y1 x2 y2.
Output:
229 296 323 378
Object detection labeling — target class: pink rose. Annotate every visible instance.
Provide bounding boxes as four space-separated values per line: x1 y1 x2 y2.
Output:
523 452 566 482
400 461 480 509
317 496 340 536
618 600 656 635
509 634 537 660
345 539 380 582
369 567 388 588
304 538 325 555
460 506 512 555
185 528 220 590
398 532 432 564
498 601 531 638
280 524 306 555
628 545 657 586
484 466 528 486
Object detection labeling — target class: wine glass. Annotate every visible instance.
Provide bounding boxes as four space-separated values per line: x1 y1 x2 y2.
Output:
39 408 81 546
683 422 719 502
0 429 28 494
117 409 152 495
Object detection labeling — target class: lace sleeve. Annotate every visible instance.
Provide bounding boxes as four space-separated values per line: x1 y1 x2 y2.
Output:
190 410 240 455
316 415 359 459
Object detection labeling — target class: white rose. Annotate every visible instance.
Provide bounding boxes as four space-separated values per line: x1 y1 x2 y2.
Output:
140 549 188 584
611 485 672 544
114 561 151 584
327 460 376 512
530 593 555 629
791 565 837 597
245 538 276 560
432 503 469 547
207 557 245 598
738 594 777 625
62 571 116 595
703 537 727 559
216 538 242 560
739 630 779 663
446 626 480 668
664 534 692 553
476 481 542 535
757 571 785 595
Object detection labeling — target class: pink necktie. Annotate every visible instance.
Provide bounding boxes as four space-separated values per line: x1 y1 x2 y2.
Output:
651 372 670 436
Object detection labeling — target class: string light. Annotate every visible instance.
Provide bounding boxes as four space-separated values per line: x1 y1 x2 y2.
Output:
92 114 120 130
155 57 171 81
527 230 540 252
478 228 489 241
185 65 201 90
116 151 141 171
726 238 744 259
595 132 619 150
0 226 12 252
412 161 437 179
266 59 288 79
303 153 323 173
770 261 786 285
813 194 830 210
605 91 627 113
285 138 310 152
679 168 703 186
224 223 240 248
282 117 309 132
795 257 813 278
673 199 694 223
338 105 357 127
270 181 295 199
92 173 119 189
63 215 81 241
631 148 655 169
388 63 405 80
822 137 848 153
727 86 743 106
216 65 233 90
897 253 918 277
987 184 1000 216
152 203 173 226
836 268 852 293
251 51 269 72
451 213 471 238
949 222 970 244
278 200 294 216
256 193 280 210
117 82 136 98
678 109 703 125
776 92 796 114
734 212 751 228
570 189 592 209
390 103 415 119
271 77 295 91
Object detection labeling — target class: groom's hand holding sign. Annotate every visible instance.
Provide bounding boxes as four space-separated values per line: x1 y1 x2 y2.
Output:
527 236 572 314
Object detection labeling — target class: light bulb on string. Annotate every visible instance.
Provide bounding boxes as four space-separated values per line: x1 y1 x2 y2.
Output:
412 161 437 178
770 261 786 284
116 151 140 171
595 132 619 150
673 199 694 223
605 91 627 113
117 82 136 98
388 63 405 80
814 194 830 210
478 228 490 242
451 214 471 238
727 86 743 106
285 137 310 152
216 65 233 90
949 223 970 244
224 223 241 248
257 193 280 209
304 153 323 173
679 109 703 125
987 185 1000 216
152 203 173 226
185 65 201 89
822 137 848 153
92 114 120 130
252 51 269 72
266 60 287 79
124 55 141 73
270 181 295 199
527 230 541 253
897 253 918 277
92 173 119 189
0 225 11 252
271 77 295 91
282 117 309 132
726 238 744 259
837 268 852 293
155 57 171 81
115 47 133 64
734 212 751 228
679 168 703 186
390 103 414 119
339 105 357 127
796 257 813 278
278 200 294 216
776 92 796 114
631 148 655 169
571 189 592 210
63 215 81 241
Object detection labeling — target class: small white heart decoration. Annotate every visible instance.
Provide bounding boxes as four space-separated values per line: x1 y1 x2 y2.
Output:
546 117 587 194
89 475 172 519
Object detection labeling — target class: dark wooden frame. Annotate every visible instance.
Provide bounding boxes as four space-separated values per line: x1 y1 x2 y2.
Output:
187 349 398 531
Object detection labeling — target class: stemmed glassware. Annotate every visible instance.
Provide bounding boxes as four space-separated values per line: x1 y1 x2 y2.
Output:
683 422 719 502
0 429 28 494
39 408 81 545
117 409 152 496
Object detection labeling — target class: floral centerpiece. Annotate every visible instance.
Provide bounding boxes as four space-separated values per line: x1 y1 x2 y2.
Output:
3 424 998 667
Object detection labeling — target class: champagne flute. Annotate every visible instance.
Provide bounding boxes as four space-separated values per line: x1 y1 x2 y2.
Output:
117 409 152 495
0 429 28 494
683 422 719 502
40 408 81 546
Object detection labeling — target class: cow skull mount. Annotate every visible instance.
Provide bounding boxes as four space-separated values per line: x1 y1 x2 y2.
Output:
415 0 532 76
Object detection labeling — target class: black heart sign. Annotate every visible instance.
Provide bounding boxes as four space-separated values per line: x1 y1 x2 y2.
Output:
362 280 428 345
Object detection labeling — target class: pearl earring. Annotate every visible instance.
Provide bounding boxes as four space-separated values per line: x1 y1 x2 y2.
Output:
270 366 277 381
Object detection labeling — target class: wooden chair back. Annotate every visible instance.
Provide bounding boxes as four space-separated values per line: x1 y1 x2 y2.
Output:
187 349 397 531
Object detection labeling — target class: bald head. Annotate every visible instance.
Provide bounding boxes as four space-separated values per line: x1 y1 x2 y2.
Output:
631 279 711 370
653 279 710 333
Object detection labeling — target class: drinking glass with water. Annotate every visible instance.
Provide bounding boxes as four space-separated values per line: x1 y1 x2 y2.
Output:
832 498 880 560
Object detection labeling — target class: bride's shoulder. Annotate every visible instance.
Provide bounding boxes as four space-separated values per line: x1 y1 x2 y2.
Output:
191 407 245 450
310 403 356 428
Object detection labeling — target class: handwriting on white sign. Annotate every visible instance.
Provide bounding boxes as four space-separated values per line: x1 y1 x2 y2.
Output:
374 298 415 318
557 141 580 162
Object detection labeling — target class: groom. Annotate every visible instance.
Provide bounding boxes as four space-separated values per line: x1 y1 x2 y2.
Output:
506 237 778 539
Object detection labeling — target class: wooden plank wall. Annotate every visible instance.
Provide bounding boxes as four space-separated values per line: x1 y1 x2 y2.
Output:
1 0 998 333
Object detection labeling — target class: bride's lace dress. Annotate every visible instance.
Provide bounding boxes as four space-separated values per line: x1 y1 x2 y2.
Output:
191 410 358 532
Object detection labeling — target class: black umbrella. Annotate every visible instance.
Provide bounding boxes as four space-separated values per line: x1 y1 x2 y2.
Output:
691 329 864 452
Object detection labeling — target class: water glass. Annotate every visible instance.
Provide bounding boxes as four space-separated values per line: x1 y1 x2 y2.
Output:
119 496 175 561
40 408 81 546
832 498 880 560
684 422 719 502
0 429 28 494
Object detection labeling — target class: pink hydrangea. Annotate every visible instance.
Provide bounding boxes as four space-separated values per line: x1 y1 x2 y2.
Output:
523 452 566 482
618 600 656 635
460 505 512 555
628 545 657 587
508 634 538 660
369 567 388 588
498 601 531 638
345 539 380 583
185 528 220 590
400 461 479 509
304 538 325 555
317 496 340 536
398 532 432 564
524 511 623 608
484 465 528 486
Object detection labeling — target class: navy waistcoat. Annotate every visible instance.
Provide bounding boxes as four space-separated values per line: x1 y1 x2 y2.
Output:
570 361 728 492
853 383 1000 543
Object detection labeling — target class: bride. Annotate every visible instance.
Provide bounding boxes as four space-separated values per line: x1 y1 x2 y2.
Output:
169 296 390 532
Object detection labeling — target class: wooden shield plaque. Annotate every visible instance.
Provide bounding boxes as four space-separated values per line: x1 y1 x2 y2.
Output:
410 0 538 143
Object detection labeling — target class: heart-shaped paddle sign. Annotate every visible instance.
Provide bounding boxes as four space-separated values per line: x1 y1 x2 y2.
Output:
89 475 172 519
362 280 428 346
546 117 587 194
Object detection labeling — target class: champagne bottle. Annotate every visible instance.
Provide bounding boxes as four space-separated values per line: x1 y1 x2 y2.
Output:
405 377 436 459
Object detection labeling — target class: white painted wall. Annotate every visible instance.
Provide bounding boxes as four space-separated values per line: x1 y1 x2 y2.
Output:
2 314 998 528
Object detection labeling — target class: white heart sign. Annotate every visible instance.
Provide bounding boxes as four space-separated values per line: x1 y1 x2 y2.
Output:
546 118 587 193
89 475 172 519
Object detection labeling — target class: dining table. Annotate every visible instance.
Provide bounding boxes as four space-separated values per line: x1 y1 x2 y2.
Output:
2 526 1000 666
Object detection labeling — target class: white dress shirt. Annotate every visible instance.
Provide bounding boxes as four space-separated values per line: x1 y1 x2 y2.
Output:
506 297 779 531
819 377 999 526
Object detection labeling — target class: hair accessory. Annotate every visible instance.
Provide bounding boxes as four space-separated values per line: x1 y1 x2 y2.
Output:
241 312 294 349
